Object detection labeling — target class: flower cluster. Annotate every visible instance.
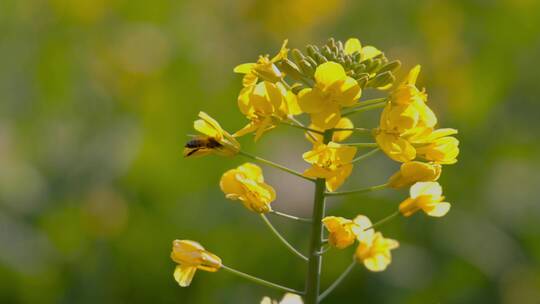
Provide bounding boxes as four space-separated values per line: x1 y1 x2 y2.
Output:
176 38 459 303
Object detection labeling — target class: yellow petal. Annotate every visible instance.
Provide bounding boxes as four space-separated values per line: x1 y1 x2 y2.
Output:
326 164 353 192
310 106 341 130
405 65 421 85
220 169 245 198
425 202 451 217
361 46 382 61
174 265 197 287
338 77 361 107
363 253 391 272
237 162 264 182
344 38 362 55
314 62 347 87
234 63 256 74
410 181 442 199
297 88 325 114
332 118 354 142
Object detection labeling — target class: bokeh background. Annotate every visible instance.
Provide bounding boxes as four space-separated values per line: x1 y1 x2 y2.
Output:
1 0 540 303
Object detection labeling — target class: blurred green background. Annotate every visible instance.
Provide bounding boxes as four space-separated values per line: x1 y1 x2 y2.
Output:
1 0 540 303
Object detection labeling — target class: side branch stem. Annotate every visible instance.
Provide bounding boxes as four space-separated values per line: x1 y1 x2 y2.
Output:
260 214 308 262
352 148 379 163
222 265 303 295
325 183 388 197
366 211 400 230
238 151 314 182
271 210 312 223
342 102 386 117
318 261 356 301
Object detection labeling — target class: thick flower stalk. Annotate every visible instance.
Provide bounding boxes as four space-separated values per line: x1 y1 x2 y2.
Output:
176 37 459 303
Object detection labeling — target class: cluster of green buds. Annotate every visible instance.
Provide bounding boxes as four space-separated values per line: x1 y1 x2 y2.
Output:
280 38 400 92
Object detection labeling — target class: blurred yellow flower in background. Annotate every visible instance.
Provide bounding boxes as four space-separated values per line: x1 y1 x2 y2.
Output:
355 232 399 272
261 292 304 304
170 240 222 287
388 161 442 188
399 181 451 217
303 142 357 192
298 62 361 129
220 163 276 213
184 112 240 157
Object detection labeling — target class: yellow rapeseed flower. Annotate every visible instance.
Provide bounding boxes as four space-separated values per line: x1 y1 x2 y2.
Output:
399 181 450 217
374 131 416 163
220 163 276 213
184 112 240 157
303 142 357 192
414 129 460 165
234 40 289 87
375 66 441 163
170 240 222 287
355 232 399 272
322 216 355 249
234 81 301 141
298 62 361 130
388 161 442 188
261 293 303 304
323 214 374 249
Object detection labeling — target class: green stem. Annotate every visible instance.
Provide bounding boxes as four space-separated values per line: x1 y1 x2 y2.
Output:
318 261 356 301
288 116 320 142
330 127 372 133
345 143 378 148
238 151 314 182
271 210 312 223
350 97 387 108
222 265 303 295
305 130 333 304
281 121 324 134
342 102 386 117
366 211 400 230
352 148 379 163
325 183 388 197
260 214 308 262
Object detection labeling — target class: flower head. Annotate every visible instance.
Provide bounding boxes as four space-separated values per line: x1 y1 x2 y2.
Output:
303 142 357 192
234 40 288 87
298 62 361 129
322 216 355 249
399 181 450 217
323 214 374 249
220 163 276 213
355 232 399 272
414 129 460 165
388 161 442 188
234 81 301 141
261 293 303 304
171 240 222 287
184 112 240 157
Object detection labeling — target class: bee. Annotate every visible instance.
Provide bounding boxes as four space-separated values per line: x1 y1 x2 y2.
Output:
183 136 223 157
